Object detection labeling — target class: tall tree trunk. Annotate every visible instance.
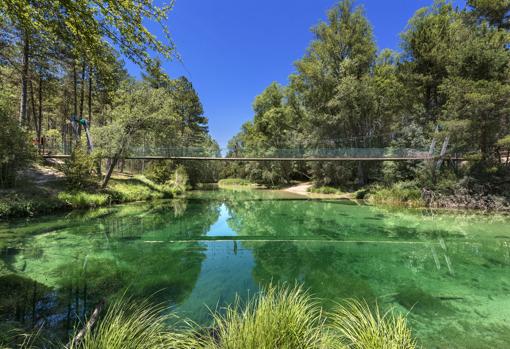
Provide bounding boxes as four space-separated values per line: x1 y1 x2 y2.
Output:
29 79 38 134
79 63 86 119
38 75 43 142
19 32 30 125
88 66 93 124
73 62 78 117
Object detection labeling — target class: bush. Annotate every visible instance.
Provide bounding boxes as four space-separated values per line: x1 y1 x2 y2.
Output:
308 186 341 194
60 146 95 188
166 165 189 194
368 182 424 207
145 160 174 184
218 178 254 187
57 191 110 208
0 108 34 188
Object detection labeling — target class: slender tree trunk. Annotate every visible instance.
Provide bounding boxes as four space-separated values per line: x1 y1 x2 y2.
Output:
79 63 86 119
29 79 38 134
38 75 43 142
101 155 119 188
88 66 93 124
19 32 30 125
73 62 78 117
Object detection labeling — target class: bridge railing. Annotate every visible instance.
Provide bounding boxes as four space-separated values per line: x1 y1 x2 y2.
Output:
127 147 433 159
43 145 441 159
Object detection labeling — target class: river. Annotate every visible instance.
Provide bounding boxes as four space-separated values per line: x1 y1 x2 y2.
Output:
1 189 509 347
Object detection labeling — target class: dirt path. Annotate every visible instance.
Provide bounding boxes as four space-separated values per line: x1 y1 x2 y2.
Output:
22 162 64 185
282 182 354 199
283 182 313 195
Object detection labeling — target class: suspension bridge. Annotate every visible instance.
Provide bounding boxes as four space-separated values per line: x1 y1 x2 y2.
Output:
42 146 463 162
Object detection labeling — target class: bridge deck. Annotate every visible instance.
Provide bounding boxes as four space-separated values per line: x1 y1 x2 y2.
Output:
42 155 464 161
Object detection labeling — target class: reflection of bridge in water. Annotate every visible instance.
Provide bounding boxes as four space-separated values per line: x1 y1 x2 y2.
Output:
43 146 464 161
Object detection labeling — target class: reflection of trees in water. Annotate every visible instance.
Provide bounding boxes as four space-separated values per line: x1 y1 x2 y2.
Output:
224 197 510 348
0 198 222 342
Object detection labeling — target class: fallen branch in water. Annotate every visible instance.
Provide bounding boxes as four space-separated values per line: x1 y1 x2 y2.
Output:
67 299 105 348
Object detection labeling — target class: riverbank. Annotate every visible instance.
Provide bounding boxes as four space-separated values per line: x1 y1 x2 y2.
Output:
0 166 176 219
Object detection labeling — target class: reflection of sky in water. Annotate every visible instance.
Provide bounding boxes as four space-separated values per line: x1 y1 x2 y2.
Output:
206 203 237 236
176 204 255 322
174 241 257 323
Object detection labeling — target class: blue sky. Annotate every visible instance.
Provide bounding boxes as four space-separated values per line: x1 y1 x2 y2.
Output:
125 0 465 148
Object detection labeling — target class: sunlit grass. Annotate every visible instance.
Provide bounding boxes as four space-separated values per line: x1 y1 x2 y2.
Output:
202 284 334 349
69 286 416 349
68 297 198 349
330 300 417 349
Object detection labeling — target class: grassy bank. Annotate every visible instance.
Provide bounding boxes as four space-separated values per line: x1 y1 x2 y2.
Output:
365 183 425 208
0 175 176 219
12 285 416 349
218 178 259 188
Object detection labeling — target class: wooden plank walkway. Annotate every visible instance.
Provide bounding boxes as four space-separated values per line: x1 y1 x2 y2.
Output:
42 155 464 161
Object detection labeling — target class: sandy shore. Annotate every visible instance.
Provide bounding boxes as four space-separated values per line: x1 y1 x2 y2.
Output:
282 182 353 199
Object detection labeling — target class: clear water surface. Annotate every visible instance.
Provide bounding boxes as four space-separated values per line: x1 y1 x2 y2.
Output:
1 189 509 348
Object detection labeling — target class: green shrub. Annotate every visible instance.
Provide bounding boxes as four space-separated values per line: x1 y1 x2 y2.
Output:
57 191 110 208
60 146 95 188
354 188 369 199
308 186 341 194
145 160 174 184
0 108 35 188
166 165 189 194
368 182 424 207
218 178 254 187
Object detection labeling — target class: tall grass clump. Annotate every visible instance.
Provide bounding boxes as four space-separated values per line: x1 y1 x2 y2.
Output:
367 182 424 207
69 297 198 349
202 284 334 349
330 300 416 349
70 286 416 349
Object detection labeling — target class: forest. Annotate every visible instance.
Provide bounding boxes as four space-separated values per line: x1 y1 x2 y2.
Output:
225 0 510 209
2 1 510 348
1 0 510 216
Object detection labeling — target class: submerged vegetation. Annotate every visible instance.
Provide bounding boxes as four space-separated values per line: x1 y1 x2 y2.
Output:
11 286 416 349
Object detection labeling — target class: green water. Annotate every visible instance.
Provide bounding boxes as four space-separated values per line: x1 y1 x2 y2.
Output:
1 189 510 348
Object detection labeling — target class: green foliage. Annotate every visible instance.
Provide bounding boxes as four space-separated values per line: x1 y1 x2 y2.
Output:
0 191 65 219
0 176 173 219
202 284 333 349
69 297 190 349
57 191 109 209
70 285 416 349
0 108 34 188
145 160 174 184
60 146 95 188
308 186 342 194
330 300 416 349
218 178 256 187
367 182 424 207
166 165 189 194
